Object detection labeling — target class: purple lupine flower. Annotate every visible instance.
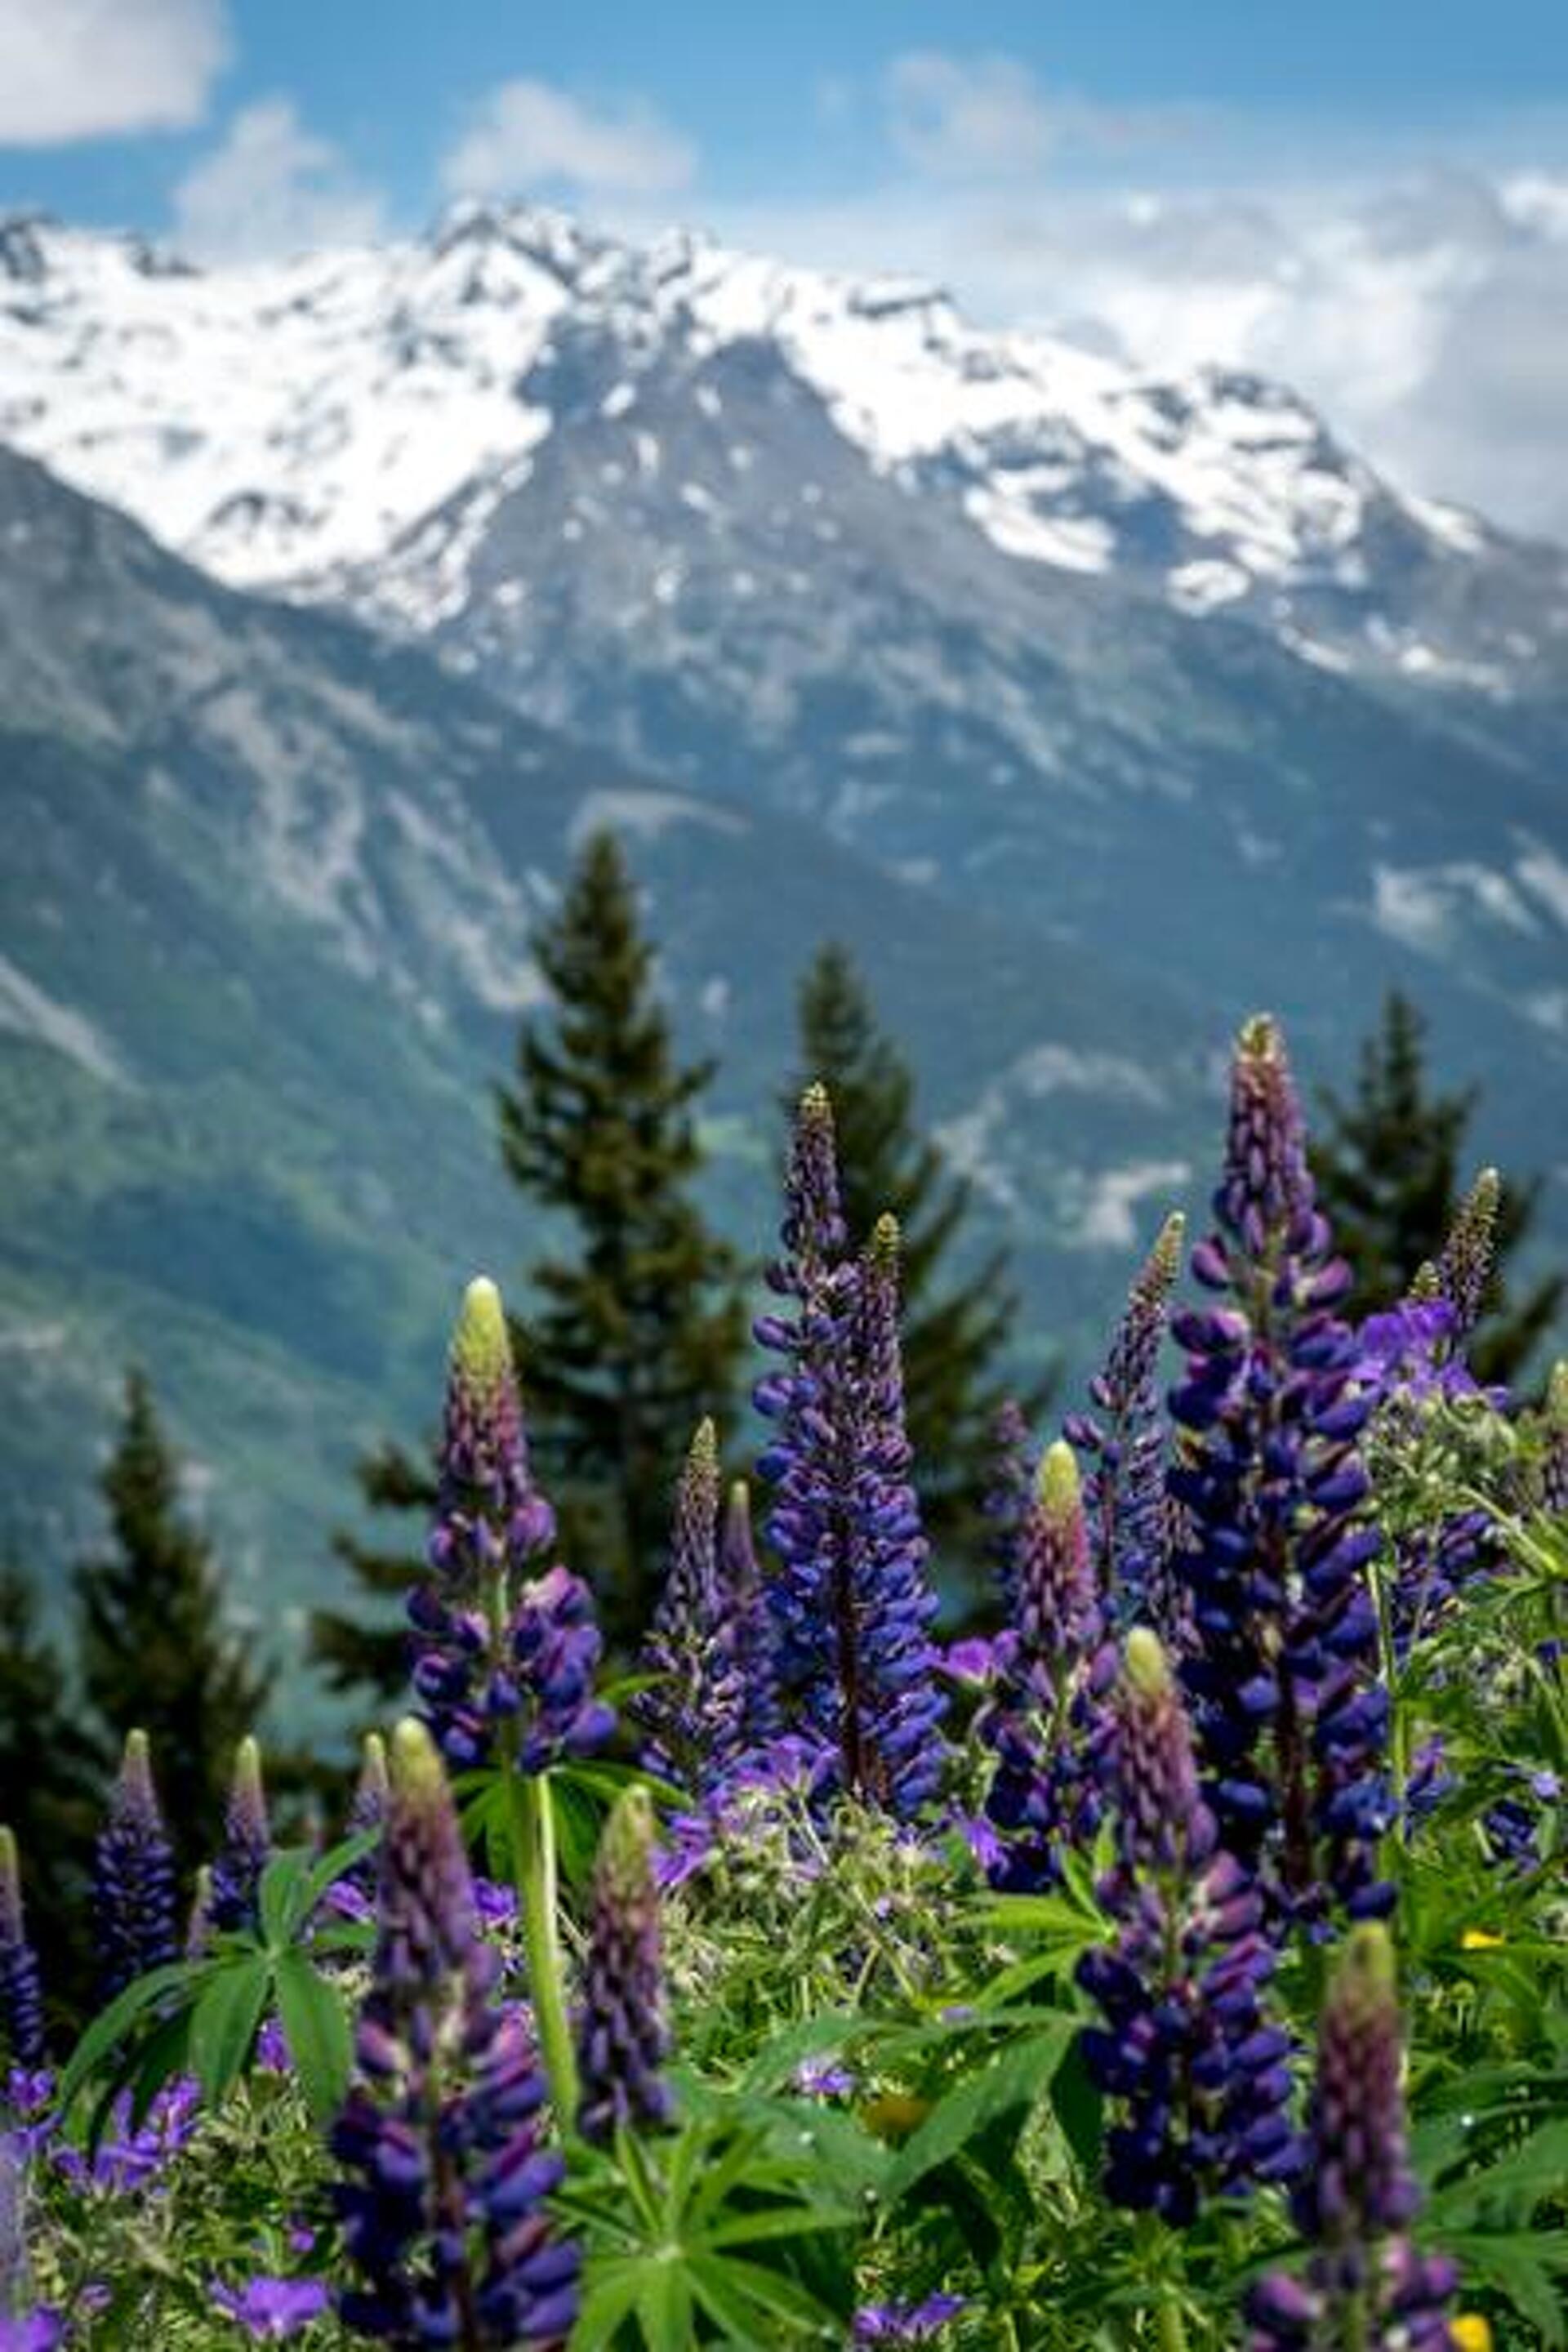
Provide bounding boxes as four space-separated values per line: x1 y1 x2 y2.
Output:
1168 1014 1393 1934
978 1442 1113 1891
210 2275 331 2339
1067 1211 1183 1624
575 1788 673 2148
331 1733 390 1912
0 2312 66 2350
983 1398 1037 1615
1077 1632 1298 2224
409 1277 612 1775
349 1732 390 1840
1426 1166 1501 1343
332 1717 578 2348
1247 1924 1459 2350
210 1738 271 1936
1352 1298 1481 1407
635 1421 753 1797
755 1110 948 1817
853 2293 968 2341
95 1730 179 2003
0 1833 43 2069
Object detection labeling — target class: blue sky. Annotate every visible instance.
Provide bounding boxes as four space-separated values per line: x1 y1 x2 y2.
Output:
4 1 1566 229
3 2 1568 531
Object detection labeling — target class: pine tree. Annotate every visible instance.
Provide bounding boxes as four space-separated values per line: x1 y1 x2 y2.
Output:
1310 991 1563 1385
497 831 745 1646
789 942 1049 1584
74 1371 272 1882
0 1564 100 2019
310 1438 432 1709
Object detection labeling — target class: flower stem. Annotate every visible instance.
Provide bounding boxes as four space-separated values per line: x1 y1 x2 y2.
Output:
506 1760 578 2127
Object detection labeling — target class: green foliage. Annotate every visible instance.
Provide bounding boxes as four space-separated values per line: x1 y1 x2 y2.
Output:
73 1370 273 1886
57 1838 371 2136
497 830 746 1646
13 1349 1568 2349
1311 990 1564 1383
309 1435 433 1710
790 942 1051 1596
0 1562 100 2020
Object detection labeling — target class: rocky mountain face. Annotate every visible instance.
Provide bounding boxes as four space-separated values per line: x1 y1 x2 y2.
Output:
0 444 1205 1717
1 203 1565 1715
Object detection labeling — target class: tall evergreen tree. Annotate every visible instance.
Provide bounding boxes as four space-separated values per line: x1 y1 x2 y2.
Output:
0 1564 99 2019
788 942 1049 1584
1310 990 1563 1385
310 1438 433 1709
74 1371 272 1882
497 831 745 1646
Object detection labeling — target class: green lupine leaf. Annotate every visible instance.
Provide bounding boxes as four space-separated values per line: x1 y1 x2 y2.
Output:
272 1949 353 2124
572 2261 646 2350
189 1955 271 2107
635 2259 694 2352
881 2021 1076 2204
256 1848 317 1949
57 1961 196 2115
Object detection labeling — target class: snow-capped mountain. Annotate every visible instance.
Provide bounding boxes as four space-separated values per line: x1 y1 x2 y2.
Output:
2 205 1566 1669
2 201 1565 692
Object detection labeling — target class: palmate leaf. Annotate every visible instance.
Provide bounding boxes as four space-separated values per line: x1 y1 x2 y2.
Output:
880 2018 1077 2205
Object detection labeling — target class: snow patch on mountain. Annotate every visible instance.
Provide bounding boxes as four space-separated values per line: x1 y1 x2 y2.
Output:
2 202 1560 696
0 953 130 1085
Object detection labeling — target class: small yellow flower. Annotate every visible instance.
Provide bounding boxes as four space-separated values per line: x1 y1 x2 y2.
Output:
1460 1928 1505 1950
1452 2316 1494 2351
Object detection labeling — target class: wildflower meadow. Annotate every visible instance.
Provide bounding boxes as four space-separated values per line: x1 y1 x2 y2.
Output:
3 1012 1566 2350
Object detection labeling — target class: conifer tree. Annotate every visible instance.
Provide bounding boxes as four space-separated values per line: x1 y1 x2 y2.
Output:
310 1438 433 1708
0 1565 99 2016
1311 990 1562 1384
74 1371 271 1881
789 942 1049 1580
497 831 745 1645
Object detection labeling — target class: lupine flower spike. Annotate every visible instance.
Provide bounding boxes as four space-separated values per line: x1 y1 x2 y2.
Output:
1169 1014 1392 1932
338 1732 391 1906
978 1441 1111 1889
755 1095 947 1814
1540 1361 1568 1517
333 1717 578 2347
95 1729 179 2003
1078 1631 1298 2221
410 1276 612 1775
1067 1211 1184 1624
210 1736 270 1936
0 1828 44 2068
983 1399 1037 1616
576 1787 674 2147
635 1421 747 1794
1248 1924 1459 2349
1414 1167 1500 1345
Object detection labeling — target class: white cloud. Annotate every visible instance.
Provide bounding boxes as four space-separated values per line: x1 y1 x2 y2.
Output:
173 100 385 263
693 147 1568 541
884 51 1055 182
441 78 695 201
0 0 228 145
